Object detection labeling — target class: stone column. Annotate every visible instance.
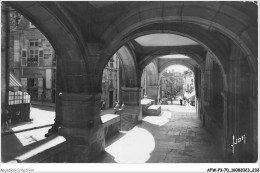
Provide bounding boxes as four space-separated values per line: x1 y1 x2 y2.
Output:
58 93 104 162
221 91 228 153
1 3 9 109
121 87 142 131
146 85 160 104
227 44 241 161
53 55 62 131
204 53 213 106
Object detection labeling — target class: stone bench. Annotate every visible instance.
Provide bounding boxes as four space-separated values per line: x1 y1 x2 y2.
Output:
7 134 68 163
141 99 154 115
146 105 161 116
101 114 121 138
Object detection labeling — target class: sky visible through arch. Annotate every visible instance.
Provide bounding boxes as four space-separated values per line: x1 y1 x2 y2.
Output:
165 65 189 73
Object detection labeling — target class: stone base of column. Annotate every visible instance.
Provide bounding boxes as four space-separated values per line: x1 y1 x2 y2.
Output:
59 125 105 162
58 93 105 162
147 86 160 105
121 105 142 131
146 96 158 104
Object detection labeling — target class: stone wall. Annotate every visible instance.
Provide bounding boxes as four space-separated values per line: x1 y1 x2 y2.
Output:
121 87 142 131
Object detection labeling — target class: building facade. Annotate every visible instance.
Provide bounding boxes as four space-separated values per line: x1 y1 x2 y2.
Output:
160 70 184 98
101 53 120 109
9 16 56 102
183 70 194 94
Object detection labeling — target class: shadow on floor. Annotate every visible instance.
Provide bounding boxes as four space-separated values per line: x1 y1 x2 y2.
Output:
140 110 225 163
90 151 117 163
105 131 127 147
9 121 33 129
31 104 55 112
1 129 23 162
91 132 126 163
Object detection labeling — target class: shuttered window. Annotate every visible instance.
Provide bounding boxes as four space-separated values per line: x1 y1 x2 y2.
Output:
38 49 44 66
28 49 38 67
21 49 27 66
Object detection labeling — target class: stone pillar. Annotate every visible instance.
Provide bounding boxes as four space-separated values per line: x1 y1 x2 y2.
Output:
1 3 9 109
53 55 62 131
221 91 228 153
226 43 258 162
146 85 160 104
227 44 241 161
199 63 206 125
204 53 213 106
121 87 142 131
58 93 104 162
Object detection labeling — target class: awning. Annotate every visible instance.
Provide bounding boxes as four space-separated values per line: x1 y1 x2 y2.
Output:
9 73 22 87
189 95 195 101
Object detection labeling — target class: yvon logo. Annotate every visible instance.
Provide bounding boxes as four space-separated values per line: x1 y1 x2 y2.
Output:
230 134 246 153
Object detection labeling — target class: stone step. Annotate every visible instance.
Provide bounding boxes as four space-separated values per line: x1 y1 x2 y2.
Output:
146 105 161 116
141 99 154 115
101 114 120 138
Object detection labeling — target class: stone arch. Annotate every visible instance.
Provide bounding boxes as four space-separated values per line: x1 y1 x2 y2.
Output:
101 1 257 74
7 2 107 159
139 46 204 70
101 24 231 92
158 61 196 83
116 46 139 87
142 60 158 86
159 60 196 73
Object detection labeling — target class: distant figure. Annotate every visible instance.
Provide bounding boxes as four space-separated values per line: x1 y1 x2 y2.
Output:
170 98 173 104
100 100 105 111
114 101 122 114
180 99 183 106
2 108 11 132
41 91 46 104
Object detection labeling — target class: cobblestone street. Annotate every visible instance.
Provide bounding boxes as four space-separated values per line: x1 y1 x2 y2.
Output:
95 104 225 163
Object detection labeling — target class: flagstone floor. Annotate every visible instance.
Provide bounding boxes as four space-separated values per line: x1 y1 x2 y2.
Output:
93 104 225 163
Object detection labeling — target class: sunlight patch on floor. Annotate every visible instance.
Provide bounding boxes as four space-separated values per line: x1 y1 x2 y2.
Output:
161 105 196 112
13 127 49 146
142 111 171 126
105 127 155 163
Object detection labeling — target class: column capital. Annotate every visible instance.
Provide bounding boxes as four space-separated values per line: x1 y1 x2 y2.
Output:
121 87 142 92
121 87 142 106
59 92 101 101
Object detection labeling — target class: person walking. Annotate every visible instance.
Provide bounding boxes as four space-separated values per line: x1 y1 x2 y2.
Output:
41 91 46 104
180 99 183 106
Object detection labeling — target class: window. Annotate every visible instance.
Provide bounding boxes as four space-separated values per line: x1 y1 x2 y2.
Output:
21 49 27 66
29 40 38 47
38 49 44 66
28 49 39 67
